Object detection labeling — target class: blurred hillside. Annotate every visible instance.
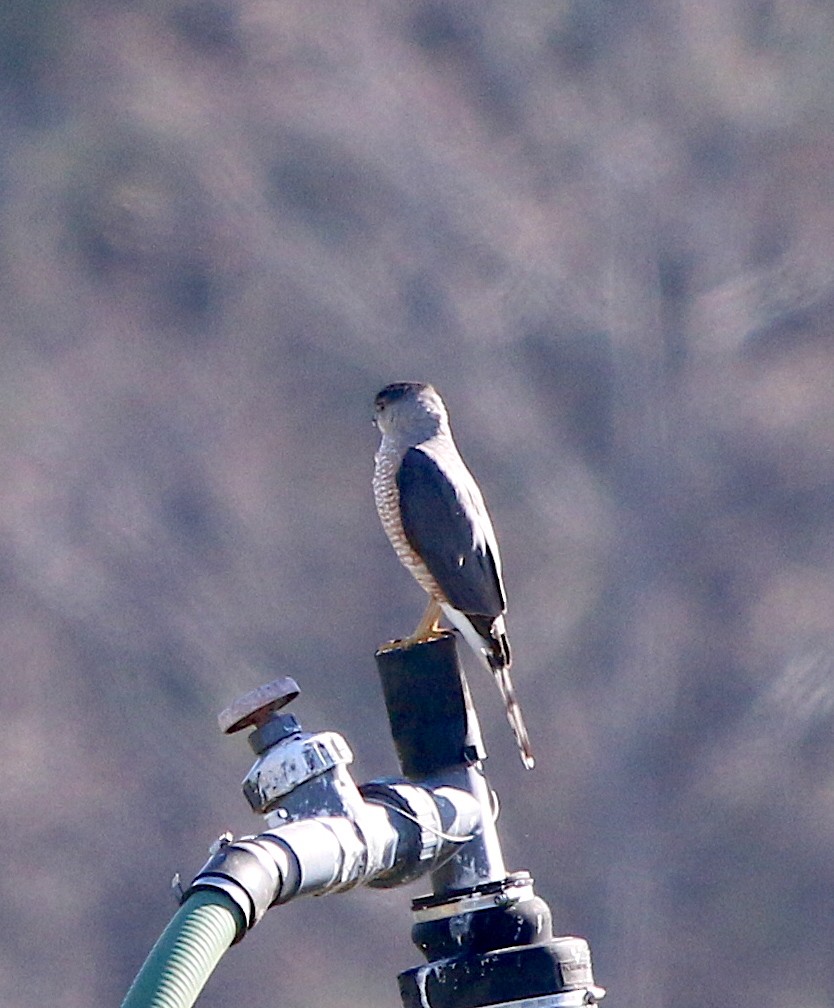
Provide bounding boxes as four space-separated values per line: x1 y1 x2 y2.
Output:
3 2 834 1006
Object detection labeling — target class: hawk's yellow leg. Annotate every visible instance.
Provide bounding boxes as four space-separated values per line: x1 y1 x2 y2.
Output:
377 597 445 653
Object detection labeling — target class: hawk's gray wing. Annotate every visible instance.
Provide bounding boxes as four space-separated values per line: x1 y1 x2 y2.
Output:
396 446 505 618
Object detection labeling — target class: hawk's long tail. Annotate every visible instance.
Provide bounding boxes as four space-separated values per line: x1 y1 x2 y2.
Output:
441 605 535 769
489 656 535 770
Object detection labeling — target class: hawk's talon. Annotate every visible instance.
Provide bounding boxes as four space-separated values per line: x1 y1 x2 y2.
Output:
375 629 450 656
376 638 405 654
401 630 447 647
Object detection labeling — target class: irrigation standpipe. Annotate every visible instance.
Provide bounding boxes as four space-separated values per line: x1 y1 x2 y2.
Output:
121 632 605 1008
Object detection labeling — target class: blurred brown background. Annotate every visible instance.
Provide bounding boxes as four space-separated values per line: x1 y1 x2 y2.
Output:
3 2 834 1006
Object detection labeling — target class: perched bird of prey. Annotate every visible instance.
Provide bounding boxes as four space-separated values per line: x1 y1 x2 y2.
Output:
373 381 534 769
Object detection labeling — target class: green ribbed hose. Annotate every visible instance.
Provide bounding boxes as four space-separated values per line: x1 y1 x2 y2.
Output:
121 889 246 1008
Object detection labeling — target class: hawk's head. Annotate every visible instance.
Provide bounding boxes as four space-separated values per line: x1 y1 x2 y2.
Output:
373 382 448 440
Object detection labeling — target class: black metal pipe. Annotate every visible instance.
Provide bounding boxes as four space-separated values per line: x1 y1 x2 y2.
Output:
375 632 506 891
376 633 605 1008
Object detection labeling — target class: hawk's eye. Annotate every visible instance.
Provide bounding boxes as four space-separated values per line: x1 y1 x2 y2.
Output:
374 400 385 413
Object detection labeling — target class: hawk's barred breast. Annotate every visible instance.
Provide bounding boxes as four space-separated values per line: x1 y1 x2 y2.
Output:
373 445 448 603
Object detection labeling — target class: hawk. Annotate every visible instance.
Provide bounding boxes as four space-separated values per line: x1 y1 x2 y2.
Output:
373 381 534 769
